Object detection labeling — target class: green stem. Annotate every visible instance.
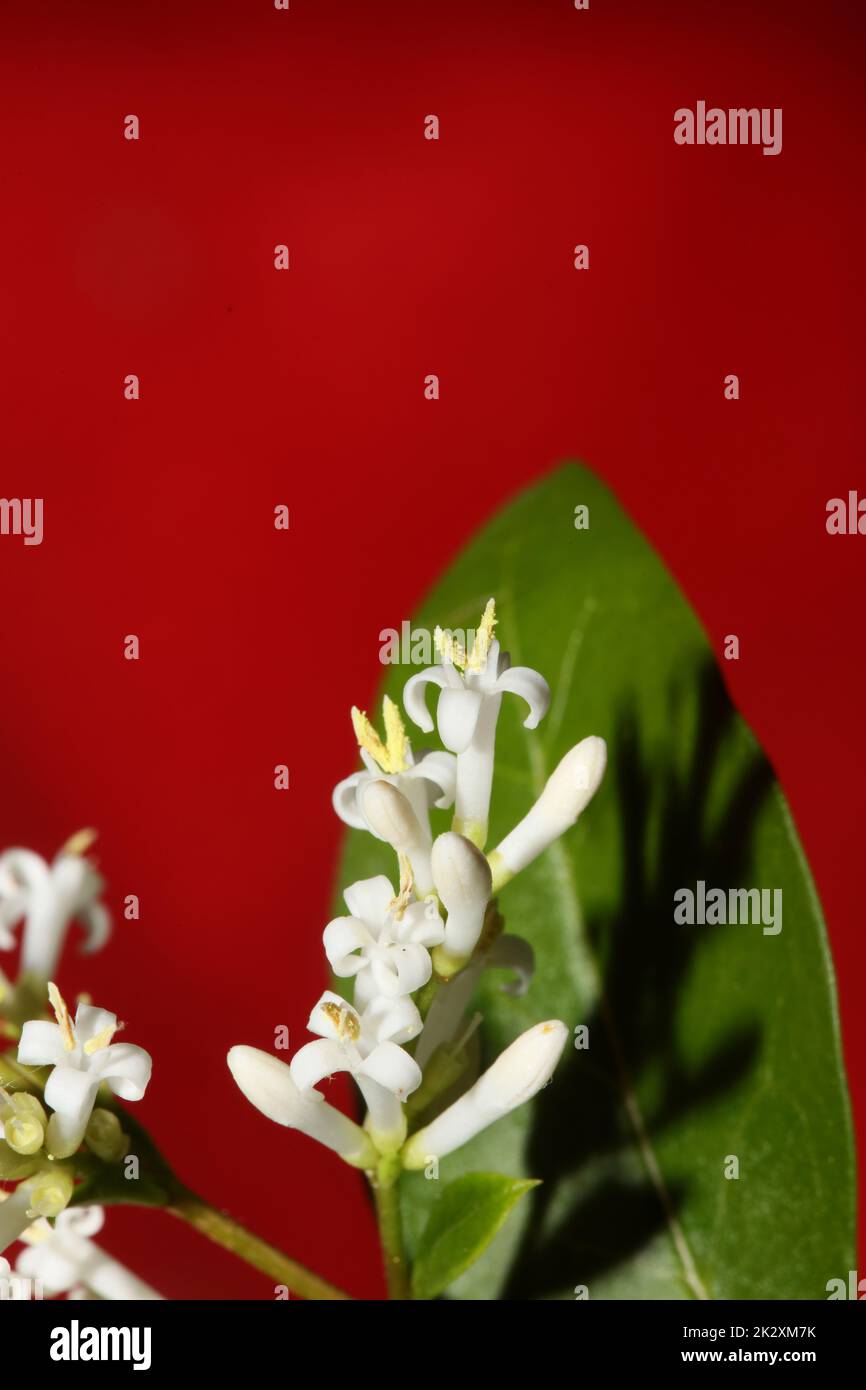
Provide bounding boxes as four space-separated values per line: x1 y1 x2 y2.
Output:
168 1188 352 1301
372 1157 411 1300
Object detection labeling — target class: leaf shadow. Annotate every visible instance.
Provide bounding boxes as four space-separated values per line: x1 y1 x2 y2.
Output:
503 658 773 1299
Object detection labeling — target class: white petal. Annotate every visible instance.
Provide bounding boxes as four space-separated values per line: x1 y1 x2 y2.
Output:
323 916 374 976
394 899 445 949
360 1041 422 1099
331 772 368 830
74 1005 118 1046
342 875 394 927
370 943 432 997
290 1038 350 1092
44 1068 101 1157
0 848 50 894
92 1044 152 1102
408 750 458 809
17 1020 65 1067
402 667 451 733
494 665 551 728
362 994 422 1047
436 688 483 753
16 1242 81 1293
56 1205 105 1238
78 901 111 956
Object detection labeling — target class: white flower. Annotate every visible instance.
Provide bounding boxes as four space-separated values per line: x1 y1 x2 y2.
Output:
488 735 607 890
403 600 550 846
324 875 444 1007
430 831 492 969
402 1020 569 1168
16 1206 163 1300
360 781 434 895
17 986 151 1160
291 991 422 1152
227 1045 376 1168
0 832 110 980
333 697 456 839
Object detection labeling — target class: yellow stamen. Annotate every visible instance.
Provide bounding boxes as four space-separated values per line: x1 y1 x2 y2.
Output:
388 852 415 919
47 982 76 1052
435 600 497 673
466 598 497 672
61 828 99 857
84 1021 123 1055
321 1001 360 1042
351 699 409 774
434 625 468 669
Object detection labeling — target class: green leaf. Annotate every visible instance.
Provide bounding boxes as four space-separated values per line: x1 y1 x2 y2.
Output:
336 462 855 1300
412 1174 539 1300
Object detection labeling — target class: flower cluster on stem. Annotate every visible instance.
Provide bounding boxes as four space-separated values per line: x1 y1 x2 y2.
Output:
228 598 606 1297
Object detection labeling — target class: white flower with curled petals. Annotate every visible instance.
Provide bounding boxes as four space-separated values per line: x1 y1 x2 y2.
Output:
291 991 422 1152
324 874 444 1007
403 600 550 847
403 1020 569 1169
333 697 456 840
16 1205 164 1300
0 831 110 981
17 985 151 1160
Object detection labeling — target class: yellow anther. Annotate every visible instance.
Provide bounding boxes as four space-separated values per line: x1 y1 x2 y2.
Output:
47 982 76 1052
321 1001 360 1042
388 852 415 920
84 1022 121 1055
435 601 496 673
382 696 409 773
351 698 409 775
466 598 497 672
61 827 99 857
434 625 468 669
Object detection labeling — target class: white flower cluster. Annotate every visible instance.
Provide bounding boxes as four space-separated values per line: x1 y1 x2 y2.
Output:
0 832 154 1293
229 599 606 1170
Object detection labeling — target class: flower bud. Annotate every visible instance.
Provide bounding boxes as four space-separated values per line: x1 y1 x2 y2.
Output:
85 1108 127 1162
227 1045 377 1169
402 1020 568 1169
3 1093 47 1156
28 1163 75 1219
431 832 492 968
489 736 606 888
360 781 433 894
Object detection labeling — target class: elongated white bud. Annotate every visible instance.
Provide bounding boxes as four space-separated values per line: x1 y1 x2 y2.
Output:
227 1046 376 1169
402 1020 568 1168
360 781 433 895
488 736 606 889
431 832 492 967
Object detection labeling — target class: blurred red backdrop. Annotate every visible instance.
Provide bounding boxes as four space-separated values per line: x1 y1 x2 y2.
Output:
0 0 863 1298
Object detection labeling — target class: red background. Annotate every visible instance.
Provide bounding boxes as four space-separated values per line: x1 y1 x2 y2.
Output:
0 0 863 1298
